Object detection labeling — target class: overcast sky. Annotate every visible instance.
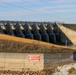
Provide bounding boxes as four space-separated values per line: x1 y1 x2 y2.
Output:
0 0 76 23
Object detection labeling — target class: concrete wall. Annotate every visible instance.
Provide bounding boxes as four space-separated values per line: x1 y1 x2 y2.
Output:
44 53 74 69
0 53 44 71
0 52 75 71
57 23 76 45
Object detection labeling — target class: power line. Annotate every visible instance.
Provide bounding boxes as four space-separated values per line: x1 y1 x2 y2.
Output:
0 0 46 14
0 0 55 15
20 0 53 12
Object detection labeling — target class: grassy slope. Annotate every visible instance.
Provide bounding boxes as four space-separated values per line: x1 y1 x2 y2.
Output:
0 34 63 47
63 24 76 31
0 34 75 53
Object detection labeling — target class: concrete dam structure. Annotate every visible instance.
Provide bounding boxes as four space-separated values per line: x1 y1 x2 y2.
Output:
0 21 76 45
0 21 58 44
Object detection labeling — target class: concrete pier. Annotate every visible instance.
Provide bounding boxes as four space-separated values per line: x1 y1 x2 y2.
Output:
46 24 56 43
0 25 4 34
39 24 49 42
53 23 61 43
22 23 33 39
5 22 14 35
14 22 25 37
31 23 41 40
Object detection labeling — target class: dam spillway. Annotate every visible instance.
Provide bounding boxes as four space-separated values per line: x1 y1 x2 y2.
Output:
0 21 62 44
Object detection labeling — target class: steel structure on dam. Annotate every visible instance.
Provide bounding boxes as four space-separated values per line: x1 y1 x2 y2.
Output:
0 21 62 44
